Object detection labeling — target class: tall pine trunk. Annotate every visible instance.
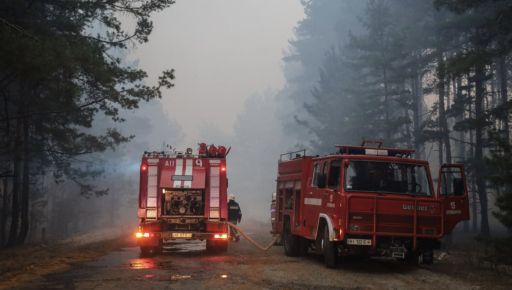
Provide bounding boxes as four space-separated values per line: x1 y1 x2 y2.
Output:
383 67 391 142
437 54 452 165
466 72 479 233
0 178 9 246
412 71 424 159
437 56 444 166
454 76 470 232
7 117 22 246
17 117 30 244
498 55 509 141
474 63 490 236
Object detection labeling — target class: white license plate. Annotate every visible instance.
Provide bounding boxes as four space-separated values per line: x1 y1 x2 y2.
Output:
346 238 372 246
171 232 193 238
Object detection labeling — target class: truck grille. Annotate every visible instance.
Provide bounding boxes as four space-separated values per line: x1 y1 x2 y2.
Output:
348 212 441 236
347 195 442 237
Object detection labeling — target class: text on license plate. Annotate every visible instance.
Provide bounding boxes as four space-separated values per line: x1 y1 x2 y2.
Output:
171 232 193 238
346 238 372 246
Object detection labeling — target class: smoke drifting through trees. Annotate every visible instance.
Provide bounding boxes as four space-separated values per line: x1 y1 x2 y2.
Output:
1 0 512 250
277 0 512 236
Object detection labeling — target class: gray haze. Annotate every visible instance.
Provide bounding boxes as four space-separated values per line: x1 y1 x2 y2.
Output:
131 0 304 143
11 0 507 244
33 1 307 239
42 0 507 234
123 0 305 222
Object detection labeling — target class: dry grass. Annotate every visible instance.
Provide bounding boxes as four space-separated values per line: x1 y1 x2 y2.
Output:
0 236 133 290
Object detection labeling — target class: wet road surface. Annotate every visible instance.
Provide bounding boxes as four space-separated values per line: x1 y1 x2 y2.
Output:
11 236 511 290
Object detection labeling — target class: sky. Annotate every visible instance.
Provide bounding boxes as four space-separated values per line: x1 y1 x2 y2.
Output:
131 0 305 144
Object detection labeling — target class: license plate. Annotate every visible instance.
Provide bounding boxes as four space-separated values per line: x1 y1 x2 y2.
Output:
346 238 372 246
171 232 193 238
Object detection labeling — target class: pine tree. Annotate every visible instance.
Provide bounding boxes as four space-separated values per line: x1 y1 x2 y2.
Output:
0 0 175 246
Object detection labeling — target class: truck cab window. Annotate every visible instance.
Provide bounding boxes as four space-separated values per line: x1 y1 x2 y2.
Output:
328 160 341 189
345 160 431 196
312 163 320 186
440 169 464 196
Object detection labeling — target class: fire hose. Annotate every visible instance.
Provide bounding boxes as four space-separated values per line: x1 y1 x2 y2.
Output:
226 221 279 251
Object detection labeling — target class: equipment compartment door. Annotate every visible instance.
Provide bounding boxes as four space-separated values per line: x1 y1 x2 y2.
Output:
438 164 470 233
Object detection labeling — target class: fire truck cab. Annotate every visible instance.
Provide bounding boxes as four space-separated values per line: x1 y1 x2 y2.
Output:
273 141 469 267
136 143 231 255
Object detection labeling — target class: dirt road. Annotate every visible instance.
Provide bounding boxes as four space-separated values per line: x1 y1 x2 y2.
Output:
7 229 511 290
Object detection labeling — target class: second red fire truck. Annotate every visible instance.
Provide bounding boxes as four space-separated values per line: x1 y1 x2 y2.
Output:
272 141 469 267
136 143 231 255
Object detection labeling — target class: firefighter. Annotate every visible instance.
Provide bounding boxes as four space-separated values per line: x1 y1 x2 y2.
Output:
228 194 242 241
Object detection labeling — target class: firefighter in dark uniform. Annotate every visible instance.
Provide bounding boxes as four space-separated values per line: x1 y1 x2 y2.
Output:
228 194 242 241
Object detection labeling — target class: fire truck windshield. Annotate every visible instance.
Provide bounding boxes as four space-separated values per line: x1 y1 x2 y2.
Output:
345 160 431 196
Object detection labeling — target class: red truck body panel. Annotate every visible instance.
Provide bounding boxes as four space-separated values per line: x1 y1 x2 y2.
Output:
136 145 230 249
273 144 470 256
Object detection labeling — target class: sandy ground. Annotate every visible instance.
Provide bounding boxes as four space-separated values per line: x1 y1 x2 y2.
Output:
1 224 511 290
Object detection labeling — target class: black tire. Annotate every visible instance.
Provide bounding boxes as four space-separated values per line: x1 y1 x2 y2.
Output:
422 249 434 265
322 226 338 268
155 239 163 255
206 240 228 253
283 221 300 256
216 240 228 253
298 237 309 256
405 250 419 265
140 246 152 256
140 244 161 257
206 240 215 252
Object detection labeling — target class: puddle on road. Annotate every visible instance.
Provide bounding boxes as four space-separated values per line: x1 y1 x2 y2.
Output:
170 274 192 281
129 258 157 269
202 255 236 263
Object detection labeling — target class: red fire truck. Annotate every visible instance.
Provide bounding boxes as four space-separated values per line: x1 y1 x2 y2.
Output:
272 141 469 267
136 143 231 255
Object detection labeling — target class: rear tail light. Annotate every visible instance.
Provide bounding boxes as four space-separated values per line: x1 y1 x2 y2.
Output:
135 232 152 238
214 233 228 239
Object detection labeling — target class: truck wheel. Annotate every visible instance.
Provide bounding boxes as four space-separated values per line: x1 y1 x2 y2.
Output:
283 221 300 256
206 240 215 252
154 240 163 255
216 240 228 253
405 250 419 265
140 245 161 257
422 249 434 265
140 246 152 256
298 237 309 256
322 226 338 268
206 240 228 253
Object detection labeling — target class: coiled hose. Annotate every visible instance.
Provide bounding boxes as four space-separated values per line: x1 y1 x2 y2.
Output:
226 221 279 251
